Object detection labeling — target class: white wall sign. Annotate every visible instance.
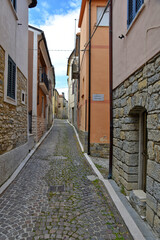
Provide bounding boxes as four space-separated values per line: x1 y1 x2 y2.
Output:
93 94 104 101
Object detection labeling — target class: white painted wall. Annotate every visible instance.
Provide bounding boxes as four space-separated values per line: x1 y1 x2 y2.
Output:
0 0 29 104
67 56 75 122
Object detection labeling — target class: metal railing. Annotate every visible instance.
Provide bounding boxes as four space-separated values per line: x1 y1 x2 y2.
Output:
41 72 49 91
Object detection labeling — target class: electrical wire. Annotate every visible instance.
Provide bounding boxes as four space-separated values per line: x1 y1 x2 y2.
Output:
28 49 73 52
79 0 111 71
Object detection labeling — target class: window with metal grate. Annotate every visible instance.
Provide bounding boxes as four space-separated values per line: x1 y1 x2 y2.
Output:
10 0 16 10
127 0 144 28
7 56 16 100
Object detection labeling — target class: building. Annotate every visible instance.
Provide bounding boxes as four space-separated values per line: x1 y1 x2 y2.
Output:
0 0 37 186
28 25 55 142
53 89 59 119
57 93 68 119
77 0 110 157
67 36 79 128
112 0 160 234
67 50 76 125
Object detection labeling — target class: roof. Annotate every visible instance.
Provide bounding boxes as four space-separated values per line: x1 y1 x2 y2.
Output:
28 25 53 68
29 0 37 8
78 0 87 28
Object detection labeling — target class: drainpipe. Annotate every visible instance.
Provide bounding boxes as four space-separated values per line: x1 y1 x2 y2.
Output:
88 0 91 155
37 36 44 105
108 0 113 179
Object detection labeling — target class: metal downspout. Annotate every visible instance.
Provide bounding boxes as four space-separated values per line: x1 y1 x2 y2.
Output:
108 0 113 179
88 0 91 155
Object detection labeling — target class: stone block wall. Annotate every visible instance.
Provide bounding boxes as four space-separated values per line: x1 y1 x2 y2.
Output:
37 116 47 142
112 52 160 234
90 143 110 158
0 45 29 186
0 46 28 155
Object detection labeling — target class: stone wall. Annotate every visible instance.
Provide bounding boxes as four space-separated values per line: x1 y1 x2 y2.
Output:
112 52 160 234
37 116 47 142
90 143 110 158
0 46 28 155
0 45 30 186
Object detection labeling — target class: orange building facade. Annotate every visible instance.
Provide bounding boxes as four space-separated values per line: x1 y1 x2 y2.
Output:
77 0 110 157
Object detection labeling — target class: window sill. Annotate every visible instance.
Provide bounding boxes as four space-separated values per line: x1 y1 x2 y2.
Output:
126 3 145 36
4 96 17 106
8 0 18 20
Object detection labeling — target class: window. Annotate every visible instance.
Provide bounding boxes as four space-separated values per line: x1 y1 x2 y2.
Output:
72 81 74 95
127 0 144 27
97 7 109 27
7 56 16 100
42 96 44 116
21 91 25 104
11 0 17 10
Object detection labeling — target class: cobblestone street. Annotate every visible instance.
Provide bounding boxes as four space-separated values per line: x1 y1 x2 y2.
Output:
0 120 133 240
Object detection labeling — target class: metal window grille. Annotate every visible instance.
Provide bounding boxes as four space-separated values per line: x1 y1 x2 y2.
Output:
136 0 143 12
127 0 144 28
11 0 17 10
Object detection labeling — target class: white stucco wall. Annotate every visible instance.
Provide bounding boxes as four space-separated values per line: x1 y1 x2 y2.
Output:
113 0 160 89
0 0 29 77
0 0 29 105
67 57 75 122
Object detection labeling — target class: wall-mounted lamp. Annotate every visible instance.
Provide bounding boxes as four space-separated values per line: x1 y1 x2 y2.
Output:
118 34 125 39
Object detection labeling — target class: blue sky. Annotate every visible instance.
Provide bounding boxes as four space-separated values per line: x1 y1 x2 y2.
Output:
29 0 81 99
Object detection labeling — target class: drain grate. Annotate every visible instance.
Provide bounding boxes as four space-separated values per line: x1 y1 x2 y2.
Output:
48 184 73 193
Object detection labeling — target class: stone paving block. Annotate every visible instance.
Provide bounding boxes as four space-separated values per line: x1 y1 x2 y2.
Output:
0 120 133 240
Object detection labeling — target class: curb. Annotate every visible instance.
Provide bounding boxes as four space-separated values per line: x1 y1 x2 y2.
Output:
68 120 146 240
0 123 54 195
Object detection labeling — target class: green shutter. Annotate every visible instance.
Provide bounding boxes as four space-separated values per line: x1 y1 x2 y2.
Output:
7 56 16 99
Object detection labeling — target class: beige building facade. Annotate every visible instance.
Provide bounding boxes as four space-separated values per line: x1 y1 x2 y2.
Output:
57 93 68 119
52 89 59 118
112 0 160 235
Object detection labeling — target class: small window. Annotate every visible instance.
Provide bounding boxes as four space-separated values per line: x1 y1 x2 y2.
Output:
11 0 17 10
42 96 44 116
127 0 144 28
21 91 25 104
72 81 74 95
7 56 16 100
97 7 109 26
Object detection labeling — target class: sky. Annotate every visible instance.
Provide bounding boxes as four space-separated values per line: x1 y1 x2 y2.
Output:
29 0 81 99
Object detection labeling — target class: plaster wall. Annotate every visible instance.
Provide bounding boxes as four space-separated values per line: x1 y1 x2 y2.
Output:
78 0 110 147
0 0 29 79
113 0 160 89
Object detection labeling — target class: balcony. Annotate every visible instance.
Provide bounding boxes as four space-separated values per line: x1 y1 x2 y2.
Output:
39 72 49 95
72 58 79 79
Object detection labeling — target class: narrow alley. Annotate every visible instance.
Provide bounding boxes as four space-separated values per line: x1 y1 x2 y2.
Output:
0 120 133 240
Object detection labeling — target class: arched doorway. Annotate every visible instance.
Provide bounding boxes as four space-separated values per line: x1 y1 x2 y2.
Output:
129 106 147 192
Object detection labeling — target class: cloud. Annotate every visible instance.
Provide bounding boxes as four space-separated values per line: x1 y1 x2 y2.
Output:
57 87 68 100
39 8 80 82
29 0 81 89
69 0 81 8
41 2 50 9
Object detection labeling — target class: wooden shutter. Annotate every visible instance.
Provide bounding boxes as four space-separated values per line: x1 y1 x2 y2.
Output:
7 56 16 99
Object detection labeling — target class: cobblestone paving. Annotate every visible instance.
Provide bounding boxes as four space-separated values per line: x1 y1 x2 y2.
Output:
0 120 133 240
